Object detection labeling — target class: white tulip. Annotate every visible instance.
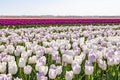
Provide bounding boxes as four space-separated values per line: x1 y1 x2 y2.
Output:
7 55 15 62
49 69 57 79
113 56 120 65
0 62 7 73
25 42 32 50
8 61 18 75
14 50 21 56
27 50 33 57
65 71 73 80
72 61 81 74
21 51 28 60
7 45 15 54
0 45 5 52
107 57 114 66
28 56 36 64
16 46 25 53
45 48 54 54
37 56 46 65
62 54 73 64
38 66 48 75
85 65 94 75
79 37 85 46
98 59 107 70
56 66 62 75
35 62 43 71
24 65 32 75
43 41 49 47
74 56 83 65
18 58 26 68
14 77 22 80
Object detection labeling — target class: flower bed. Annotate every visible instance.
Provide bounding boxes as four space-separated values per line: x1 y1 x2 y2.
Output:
0 25 120 80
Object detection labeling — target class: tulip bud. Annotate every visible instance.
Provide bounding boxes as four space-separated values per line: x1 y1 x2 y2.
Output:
98 59 107 70
27 50 33 57
62 54 73 64
74 56 82 65
65 71 73 80
24 65 32 75
8 61 18 75
88 53 96 62
7 55 15 62
52 52 58 60
56 66 62 75
35 62 43 71
0 62 7 73
21 51 28 60
107 58 114 66
18 58 26 68
37 56 46 65
72 61 81 74
38 65 48 75
28 56 36 64
14 50 21 56
7 45 15 54
49 69 57 79
85 65 94 75
113 56 120 65
0 45 5 52
14 77 22 80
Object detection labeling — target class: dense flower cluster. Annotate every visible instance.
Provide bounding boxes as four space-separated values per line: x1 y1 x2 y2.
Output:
0 25 120 80
0 19 120 25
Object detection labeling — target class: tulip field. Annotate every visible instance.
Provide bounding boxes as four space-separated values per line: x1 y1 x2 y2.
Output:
0 19 120 80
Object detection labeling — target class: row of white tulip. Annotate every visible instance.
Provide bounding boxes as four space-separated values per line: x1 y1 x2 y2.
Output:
0 25 120 80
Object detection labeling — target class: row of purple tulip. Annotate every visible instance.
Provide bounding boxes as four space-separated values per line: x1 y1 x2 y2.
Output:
0 19 120 25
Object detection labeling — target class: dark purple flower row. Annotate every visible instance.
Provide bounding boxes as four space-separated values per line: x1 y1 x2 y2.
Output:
0 19 120 25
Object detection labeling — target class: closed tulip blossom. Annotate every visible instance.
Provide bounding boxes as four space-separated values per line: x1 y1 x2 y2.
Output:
74 55 83 65
14 50 21 56
0 62 7 73
0 45 5 52
0 74 12 80
18 58 26 68
65 71 73 80
38 65 48 75
6 44 15 54
62 54 73 64
37 56 46 65
37 72 48 80
85 65 94 75
88 53 96 62
107 57 114 66
7 55 15 62
35 62 43 71
113 56 120 65
26 50 33 57
55 56 61 63
37 72 44 80
21 51 28 60
14 77 22 80
8 61 18 75
98 59 107 70
28 55 36 64
49 68 57 79
85 60 94 75
50 64 56 69
24 65 32 75
72 61 81 74
56 66 62 75
51 52 58 60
